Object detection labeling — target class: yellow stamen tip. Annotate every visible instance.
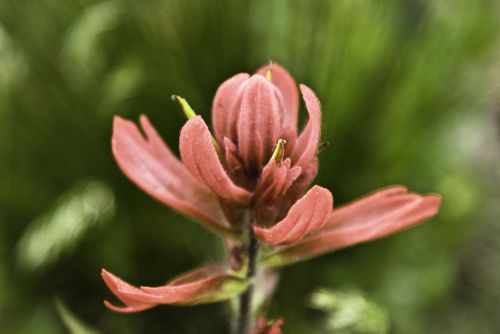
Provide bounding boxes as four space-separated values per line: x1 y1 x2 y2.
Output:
270 138 286 162
266 60 273 82
172 95 196 120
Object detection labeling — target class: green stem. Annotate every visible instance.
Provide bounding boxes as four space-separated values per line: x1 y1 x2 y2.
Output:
234 223 259 334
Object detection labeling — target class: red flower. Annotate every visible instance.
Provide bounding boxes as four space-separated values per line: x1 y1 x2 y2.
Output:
251 315 283 334
101 264 247 313
102 63 440 315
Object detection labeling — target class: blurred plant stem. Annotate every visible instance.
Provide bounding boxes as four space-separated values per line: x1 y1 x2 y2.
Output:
234 213 259 334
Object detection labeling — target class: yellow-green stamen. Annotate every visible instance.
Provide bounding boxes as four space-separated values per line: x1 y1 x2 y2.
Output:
172 95 196 120
266 68 272 82
266 60 273 81
270 139 286 163
172 94 223 159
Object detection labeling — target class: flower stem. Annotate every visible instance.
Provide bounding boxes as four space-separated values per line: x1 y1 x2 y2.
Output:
234 224 259 334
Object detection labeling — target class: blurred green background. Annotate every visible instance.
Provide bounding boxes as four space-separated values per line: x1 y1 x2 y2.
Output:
1 0 500 333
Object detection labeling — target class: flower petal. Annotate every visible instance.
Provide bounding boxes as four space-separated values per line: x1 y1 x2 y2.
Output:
101 269 156 313
254 158 301 225
101 264 248 313
277 157 319 220
291 84 321 169
264 187 441 266
252 315 284 334
236 75 284 173
179 116 252 205
223 136 253 190
254 186 333 245
112 116 233 236
212 73 250 146
257 62 299 146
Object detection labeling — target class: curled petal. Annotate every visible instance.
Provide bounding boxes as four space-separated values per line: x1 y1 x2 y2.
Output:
278 158 318 219
212 73 250 146
291 84 321 169
101 269 156 313
257 62 299 147
101 264 248 313
180 116 252 206
112 116 232 236
254 158 301 225
236 75 284 173
254 186 333 245
264 187 441 266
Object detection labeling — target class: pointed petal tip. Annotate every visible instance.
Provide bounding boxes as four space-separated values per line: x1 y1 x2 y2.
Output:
101 269 124 291
112 115 130 136
290 84 322 169
428 192 443 202
380 185 408 195
299 84 321 107
103 299 153 314
421 193 442 215
212 72 250 144
236 74 284 171
256 62 299 144
138 114 150 126
256 61 289 73
101 268 116 286
103 299 114 310
112 115 124 123
103 300 122 312
112 115 143 134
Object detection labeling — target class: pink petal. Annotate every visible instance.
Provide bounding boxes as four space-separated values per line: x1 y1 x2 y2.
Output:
267 187 441 266
112 116 233 235
277 157 319 219
257 62 299 147
256 159 292 201
291 84 321 169
223 136 244 175
179 116 252 205
254 158 301 225
254 186 333 245
212 73 250 146
223 136 252 190
101 264 247 313
236 75 284 172
324 185 410 230
252 315 284 334
101 269 156 313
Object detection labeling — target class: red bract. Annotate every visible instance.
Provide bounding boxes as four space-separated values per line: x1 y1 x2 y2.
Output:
102 63 441 329
262 186 441 267
101 264 247 313
251 315 283 334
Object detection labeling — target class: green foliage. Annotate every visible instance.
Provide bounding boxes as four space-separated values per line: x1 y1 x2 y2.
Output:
310 288 389 334
16 181 114 272
1 0 500 333
55 298 100 334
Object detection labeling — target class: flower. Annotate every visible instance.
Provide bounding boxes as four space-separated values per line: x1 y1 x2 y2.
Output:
102 62 441 315
101 264 248 313
251 315 283 334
